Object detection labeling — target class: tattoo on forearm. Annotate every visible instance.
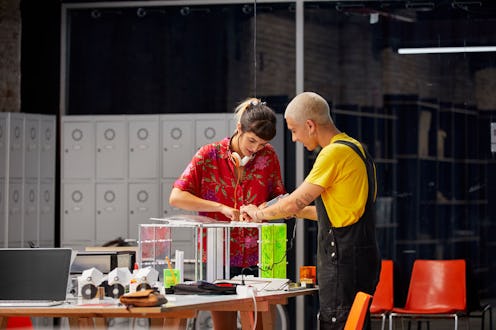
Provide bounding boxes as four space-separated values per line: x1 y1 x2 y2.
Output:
295 199 305 210
296 193 313 210
302 192 314 204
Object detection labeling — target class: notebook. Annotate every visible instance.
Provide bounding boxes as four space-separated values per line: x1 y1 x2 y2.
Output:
0 248 73 307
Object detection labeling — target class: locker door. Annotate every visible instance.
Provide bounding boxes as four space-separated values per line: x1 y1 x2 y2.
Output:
9 116 24 179
128 182 159 240
162 178 196 261
39 180 55 246
228 115 237 136
161 117 195 178
195 115 228 150
8 180 22 247
62 182 95 243
129 118 159 179
40 118 56 179
96 120 126 179
161 179 187 217
23 180 38 245
0 115 6 180
24 117 40 179
96 183 127 243
62 121 95 179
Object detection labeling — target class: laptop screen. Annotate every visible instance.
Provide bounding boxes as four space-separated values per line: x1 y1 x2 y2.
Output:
0 248 73 301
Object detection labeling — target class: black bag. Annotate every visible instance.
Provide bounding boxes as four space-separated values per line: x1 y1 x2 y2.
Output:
172 281 237 295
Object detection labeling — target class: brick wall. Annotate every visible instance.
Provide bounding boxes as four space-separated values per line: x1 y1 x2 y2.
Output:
2 4 494 113
0 0 21 113
254 13 488 110
476 68 496 110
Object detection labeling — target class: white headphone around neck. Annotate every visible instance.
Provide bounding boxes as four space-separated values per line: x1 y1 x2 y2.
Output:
231 152 251 167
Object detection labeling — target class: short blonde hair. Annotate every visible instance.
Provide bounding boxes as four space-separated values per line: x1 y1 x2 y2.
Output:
284 92 332 125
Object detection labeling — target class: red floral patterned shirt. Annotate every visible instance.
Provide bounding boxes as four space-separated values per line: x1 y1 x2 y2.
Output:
173 137 286 268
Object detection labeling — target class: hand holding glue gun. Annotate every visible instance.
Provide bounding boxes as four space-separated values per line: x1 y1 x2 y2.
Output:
240 193 289 222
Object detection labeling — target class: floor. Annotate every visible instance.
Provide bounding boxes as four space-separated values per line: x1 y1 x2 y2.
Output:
23 299 496 329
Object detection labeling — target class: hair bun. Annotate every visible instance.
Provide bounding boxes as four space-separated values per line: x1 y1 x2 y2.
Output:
247 99 266 110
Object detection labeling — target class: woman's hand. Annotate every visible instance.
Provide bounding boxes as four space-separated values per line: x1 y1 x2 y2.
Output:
219 204 240 221
239 204 262 223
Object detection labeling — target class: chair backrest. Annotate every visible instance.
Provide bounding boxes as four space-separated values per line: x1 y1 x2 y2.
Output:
370 260 394 313
404 259 466 312
344 291 372 330
6 317 34 329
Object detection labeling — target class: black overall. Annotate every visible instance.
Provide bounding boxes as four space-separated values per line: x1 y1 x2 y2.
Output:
316 140 381 330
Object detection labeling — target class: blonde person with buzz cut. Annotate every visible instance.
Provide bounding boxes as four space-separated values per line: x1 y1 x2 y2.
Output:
240 91 381 330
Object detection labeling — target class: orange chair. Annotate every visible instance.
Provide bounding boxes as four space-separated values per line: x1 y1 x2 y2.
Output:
6 317 34 329
344 291 373 330
370 260 394 330
389 259 467 330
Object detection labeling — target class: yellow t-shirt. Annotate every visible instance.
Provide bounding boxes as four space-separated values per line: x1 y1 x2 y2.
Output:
305 133 370 227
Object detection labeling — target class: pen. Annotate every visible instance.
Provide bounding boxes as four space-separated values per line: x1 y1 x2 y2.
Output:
165 256 178 284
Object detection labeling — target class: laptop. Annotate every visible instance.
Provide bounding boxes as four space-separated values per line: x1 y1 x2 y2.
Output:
0 248 73 307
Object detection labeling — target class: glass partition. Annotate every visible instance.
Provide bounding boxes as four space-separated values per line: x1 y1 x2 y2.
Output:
62 2 295 115
303 1 496 307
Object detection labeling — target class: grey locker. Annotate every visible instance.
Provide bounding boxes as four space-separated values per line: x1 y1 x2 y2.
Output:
169 225 196 241
160 180 196 258
96 119 127 179
0 115 6 180
62 120 95 179
161 116 195 178
160 179 186 218
8 180 22 247
195 115 228 150
40 117 56 179
128 117 159 179
228 114 237 136
128 182 159 240
96 182 127 243
24 117 40 179
0 113 56 248
9 115 24 179
62 182 95 243
39 180 55 247
23 180 39 245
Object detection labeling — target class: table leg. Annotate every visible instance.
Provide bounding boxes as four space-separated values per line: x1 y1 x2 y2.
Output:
68 317 97 329
150 317 188 330
239 311 270 330
0 317 7 330
239 311 254 330
261 305 277 330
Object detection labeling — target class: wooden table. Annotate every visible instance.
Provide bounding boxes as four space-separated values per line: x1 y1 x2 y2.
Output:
0 288 317 330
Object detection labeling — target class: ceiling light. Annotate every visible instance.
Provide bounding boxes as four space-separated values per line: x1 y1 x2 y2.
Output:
398 46 496 54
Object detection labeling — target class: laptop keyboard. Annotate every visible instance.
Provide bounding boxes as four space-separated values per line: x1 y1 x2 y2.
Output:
0 300 65 307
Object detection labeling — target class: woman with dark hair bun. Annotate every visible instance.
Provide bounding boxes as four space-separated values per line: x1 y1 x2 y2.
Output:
169 97 286 329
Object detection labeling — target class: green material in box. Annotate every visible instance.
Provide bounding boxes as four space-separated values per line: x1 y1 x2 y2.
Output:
260 224 287 278
163 268 181 288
